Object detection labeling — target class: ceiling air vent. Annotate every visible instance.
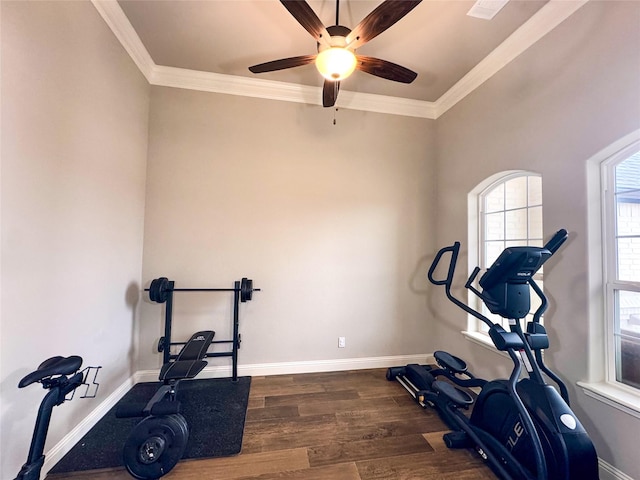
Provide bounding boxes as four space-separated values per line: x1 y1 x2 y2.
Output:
467 0 509 20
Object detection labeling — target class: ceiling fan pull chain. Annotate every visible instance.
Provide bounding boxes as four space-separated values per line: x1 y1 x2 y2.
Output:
333 108 338 125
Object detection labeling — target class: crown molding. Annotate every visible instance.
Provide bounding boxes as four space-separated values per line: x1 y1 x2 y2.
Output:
151 65 438 118
337 89 437 119
91 0 154 81
93 0 587 119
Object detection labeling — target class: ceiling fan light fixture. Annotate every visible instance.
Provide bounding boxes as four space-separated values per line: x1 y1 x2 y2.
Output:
315 47 357 81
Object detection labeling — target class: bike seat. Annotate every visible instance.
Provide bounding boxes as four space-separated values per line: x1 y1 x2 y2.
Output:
434 351 468 374
18 355 83 388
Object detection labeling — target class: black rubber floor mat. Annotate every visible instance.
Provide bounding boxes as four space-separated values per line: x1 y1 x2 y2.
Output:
50 376 251 473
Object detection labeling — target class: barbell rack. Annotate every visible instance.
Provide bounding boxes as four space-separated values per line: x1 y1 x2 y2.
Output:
148 278 259 381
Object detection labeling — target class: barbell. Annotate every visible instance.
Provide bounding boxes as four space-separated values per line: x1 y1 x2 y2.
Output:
146 277 260 304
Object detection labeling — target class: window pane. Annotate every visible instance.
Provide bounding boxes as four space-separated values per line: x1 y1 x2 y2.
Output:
615 290 640 388
617 237 640 282
484 241 504 267
485 184 505 213
485 212 504 241
617 290 640 336
505 240 522 248
615 152 640 195
505 177 527 210
616 199 640 236
528 176 542 206
617 337 640 389
506 209 528 240
528 206 543 240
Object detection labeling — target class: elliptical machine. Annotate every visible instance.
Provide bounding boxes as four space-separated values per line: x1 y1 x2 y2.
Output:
387 229 599 480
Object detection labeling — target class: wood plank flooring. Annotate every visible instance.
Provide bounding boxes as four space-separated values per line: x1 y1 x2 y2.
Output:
46 368 496 480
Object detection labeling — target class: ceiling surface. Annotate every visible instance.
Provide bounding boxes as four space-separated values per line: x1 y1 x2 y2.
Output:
117 0 549 103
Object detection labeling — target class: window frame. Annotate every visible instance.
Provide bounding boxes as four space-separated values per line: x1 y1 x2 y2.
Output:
602 143 640 392
580 129 640 418
465 170 543 343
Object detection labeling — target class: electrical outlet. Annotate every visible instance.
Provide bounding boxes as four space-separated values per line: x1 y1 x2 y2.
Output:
338 337 346 348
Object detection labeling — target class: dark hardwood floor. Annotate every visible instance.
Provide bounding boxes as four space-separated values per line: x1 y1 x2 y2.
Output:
47 368 495 479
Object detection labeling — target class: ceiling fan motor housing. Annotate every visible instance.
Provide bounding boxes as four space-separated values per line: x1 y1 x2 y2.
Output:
318 25 353 51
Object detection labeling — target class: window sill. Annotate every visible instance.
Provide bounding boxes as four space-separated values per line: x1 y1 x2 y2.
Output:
577 381 640 420
461 330 510 359
463 334 640 418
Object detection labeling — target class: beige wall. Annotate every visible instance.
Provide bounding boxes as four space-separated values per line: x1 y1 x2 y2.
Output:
434 1 640 477
0 1 149 477
139 87 436 371
2 0 640 479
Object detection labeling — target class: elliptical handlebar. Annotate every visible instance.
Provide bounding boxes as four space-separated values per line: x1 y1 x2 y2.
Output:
428 242 495 329
427 241 460 287
543 228 568 255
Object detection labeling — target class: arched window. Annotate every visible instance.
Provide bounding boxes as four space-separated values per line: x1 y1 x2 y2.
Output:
469 171 543 335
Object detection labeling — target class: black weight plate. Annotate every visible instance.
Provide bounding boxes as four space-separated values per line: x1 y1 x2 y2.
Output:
246 279 253 301
149 277 169 304
149 278 168 303
240 278 248 303
173 413 189 439
156 277 169 303
240 278 253 303
123 414 189 479
148 279 160 303
157 337 165 353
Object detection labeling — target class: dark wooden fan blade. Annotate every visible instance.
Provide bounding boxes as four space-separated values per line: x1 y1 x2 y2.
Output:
322 80 340 107
281 0 331 47
346 0 422 50
249 54 316 74
356 55 417 83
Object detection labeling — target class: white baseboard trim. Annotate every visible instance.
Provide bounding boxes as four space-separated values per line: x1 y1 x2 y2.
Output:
599 458 634 480
41 375 136 479
41 353 432 478
135 353 434 383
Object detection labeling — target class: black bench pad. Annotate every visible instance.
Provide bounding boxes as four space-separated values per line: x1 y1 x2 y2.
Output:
159 330 215 381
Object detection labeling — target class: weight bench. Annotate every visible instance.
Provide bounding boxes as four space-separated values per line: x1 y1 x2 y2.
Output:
118 330 215 418
159 330 215 382
117 330 215 480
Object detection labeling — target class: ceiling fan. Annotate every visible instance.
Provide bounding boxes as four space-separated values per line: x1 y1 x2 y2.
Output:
248 0 422 108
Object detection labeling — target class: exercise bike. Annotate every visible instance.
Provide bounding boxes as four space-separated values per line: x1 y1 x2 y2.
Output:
14 356 100 480
387 229 599 480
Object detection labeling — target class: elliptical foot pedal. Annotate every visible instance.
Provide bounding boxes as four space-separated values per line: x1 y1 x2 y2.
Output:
434 351 468 374
432 380 473 407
